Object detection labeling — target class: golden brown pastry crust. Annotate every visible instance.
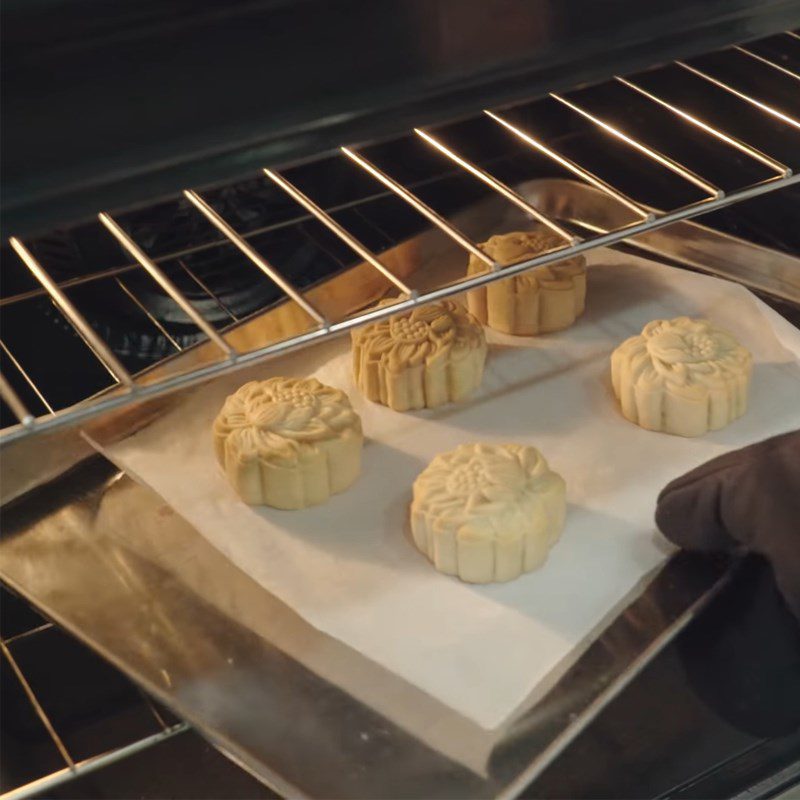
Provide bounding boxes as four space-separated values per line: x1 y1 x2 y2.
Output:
213 377 363 508
410 443 567 583
351 300 487 411
611 317 752 437
467 230 586 335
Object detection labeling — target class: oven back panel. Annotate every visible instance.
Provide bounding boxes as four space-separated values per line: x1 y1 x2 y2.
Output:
3 0 800 237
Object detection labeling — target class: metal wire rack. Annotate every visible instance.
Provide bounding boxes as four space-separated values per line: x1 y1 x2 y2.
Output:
0 599 190 800
1 32 799 446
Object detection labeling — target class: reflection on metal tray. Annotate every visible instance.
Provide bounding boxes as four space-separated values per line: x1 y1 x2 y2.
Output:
0 456 732 799
528 179 800 303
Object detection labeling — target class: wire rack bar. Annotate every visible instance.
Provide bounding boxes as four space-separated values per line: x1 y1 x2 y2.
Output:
263 168 416 297
9 237 135 389
115 279 183 352
4 33 797 318
0 723 190 800
2 170 797 447
138 690 172 732
550 93 723 198
0 339 54 413
0 166 486 310
0 372 33 425
177 260 240 322
1 622 55 646
183 190 328 327
482 110 652 220
0 263 139 309
413 128 576 243
98 213 234 357
0 640 74 768
0 612 190 800
676 62 800 131
733 45 800 81
614 77 791 177
341 146 496 268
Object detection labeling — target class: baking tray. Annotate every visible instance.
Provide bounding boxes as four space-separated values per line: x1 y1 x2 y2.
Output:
1 178 797 798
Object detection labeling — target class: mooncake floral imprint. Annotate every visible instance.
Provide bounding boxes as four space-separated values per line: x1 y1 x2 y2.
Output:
410 443 567 583
351 300 487 411
213 377 363 508
467 229 586 335
611 317 752 437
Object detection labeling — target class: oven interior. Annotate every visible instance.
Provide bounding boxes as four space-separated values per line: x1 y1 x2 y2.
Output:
1 28 800 800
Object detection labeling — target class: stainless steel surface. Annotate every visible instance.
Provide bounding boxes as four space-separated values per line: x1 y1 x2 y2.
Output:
731 763 800 800
3 47 799 446
0 452 732 799
531 179 800 301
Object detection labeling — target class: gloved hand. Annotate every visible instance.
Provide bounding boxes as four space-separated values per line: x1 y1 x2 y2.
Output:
655 430 800 620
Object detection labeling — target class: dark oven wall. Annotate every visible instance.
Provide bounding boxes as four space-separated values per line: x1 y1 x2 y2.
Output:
3 0 800 237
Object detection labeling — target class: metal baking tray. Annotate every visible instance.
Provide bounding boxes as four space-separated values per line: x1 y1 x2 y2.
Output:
2 178 797 798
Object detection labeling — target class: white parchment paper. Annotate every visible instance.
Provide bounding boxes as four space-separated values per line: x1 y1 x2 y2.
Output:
96 258 800 730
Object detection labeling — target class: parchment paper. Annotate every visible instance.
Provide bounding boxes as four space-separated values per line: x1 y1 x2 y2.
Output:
96 257 800 730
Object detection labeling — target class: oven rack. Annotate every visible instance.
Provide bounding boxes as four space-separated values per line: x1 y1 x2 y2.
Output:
1 33 799 446
0 608 190 800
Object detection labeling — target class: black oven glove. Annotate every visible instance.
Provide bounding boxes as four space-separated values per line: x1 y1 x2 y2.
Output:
655 429 800 621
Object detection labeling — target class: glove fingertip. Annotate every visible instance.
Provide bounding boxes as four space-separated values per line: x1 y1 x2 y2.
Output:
655 481 736 552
